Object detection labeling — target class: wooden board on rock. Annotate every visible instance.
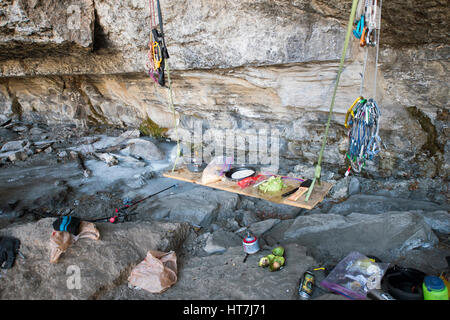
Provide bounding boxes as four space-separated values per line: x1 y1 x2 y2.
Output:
162 168 333 210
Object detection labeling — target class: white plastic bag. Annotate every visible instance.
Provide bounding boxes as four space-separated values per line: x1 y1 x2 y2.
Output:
320 251 390 299
201 156 233 184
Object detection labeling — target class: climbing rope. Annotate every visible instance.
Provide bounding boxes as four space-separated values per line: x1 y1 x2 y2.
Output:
304 0 360 202
146 0 181 171
165 59 181 172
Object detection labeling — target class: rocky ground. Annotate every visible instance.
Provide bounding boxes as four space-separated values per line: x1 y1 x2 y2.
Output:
0 118 449 300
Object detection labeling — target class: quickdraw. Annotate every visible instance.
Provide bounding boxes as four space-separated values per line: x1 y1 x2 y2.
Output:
147 0 169 87
354 0 378 47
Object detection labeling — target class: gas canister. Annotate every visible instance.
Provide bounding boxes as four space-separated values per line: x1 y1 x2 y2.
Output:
242 232 260 254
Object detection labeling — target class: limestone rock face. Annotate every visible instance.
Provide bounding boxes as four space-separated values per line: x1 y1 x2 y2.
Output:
0 0 95 58
0 0 448 179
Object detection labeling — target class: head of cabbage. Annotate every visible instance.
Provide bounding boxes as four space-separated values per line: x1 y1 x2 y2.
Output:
258 176 287 193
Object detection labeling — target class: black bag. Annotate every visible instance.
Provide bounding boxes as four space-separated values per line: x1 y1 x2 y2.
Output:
381 265 426 300
52 216 81 235
0 236 21 269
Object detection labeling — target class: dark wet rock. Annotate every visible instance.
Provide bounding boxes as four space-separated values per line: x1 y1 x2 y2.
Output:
0 128 19 143
327 194 448 216
249 218 281 237
348 177 361 196
138 187 239 228
414 210 450 234
203 230 242 255
240 210 261 227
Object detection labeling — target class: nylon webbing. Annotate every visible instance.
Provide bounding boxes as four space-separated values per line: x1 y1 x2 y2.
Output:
373 0 382 100
305 0 360 202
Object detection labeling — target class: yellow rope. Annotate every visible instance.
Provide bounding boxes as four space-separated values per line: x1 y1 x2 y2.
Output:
304 0 359 202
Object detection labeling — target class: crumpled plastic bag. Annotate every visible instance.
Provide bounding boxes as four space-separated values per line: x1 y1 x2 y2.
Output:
128 250 177 294
49 221 100 264
201 156 233 184
320 251 390 300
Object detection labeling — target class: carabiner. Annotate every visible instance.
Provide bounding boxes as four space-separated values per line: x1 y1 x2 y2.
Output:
353 15 365 39
366 28 377 46
152 41 162 69
345 96 364 129
360 26 368 47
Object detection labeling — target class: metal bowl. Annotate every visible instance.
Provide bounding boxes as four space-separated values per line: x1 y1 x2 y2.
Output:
224 166 257 181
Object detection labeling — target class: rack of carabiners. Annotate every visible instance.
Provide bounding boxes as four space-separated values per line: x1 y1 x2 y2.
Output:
344 96 382 175
147 0 169 87
344 0 384 176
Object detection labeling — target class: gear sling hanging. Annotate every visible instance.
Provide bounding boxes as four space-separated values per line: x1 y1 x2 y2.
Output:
147 0 169 87
306 0 383 201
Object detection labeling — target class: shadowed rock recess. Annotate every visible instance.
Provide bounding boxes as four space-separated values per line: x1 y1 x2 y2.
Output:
0 0 449 301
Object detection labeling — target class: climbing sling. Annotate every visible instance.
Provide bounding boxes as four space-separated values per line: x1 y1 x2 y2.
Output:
147 0 169 87
304 0 359 202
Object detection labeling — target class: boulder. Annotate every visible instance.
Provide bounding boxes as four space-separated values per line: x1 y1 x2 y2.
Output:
329 178 350 200
150 195 218 227
7 150 28 162
203 230 242 255
140 187 239 228
1 140 29 152
30 127 45 136
241 211 260 227
414 210 450 234
348 177 361 196
283 211 439 262
0 128 19 143
249 219 281 237
0 218 189 300
122 139 164 161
